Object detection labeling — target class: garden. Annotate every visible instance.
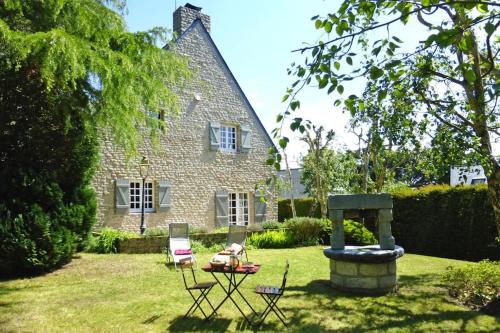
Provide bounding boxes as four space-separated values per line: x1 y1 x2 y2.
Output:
1 247 498 332
1 1 499 332
1 205 499 332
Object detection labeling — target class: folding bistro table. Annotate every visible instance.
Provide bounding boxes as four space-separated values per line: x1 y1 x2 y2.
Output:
202 263 260 325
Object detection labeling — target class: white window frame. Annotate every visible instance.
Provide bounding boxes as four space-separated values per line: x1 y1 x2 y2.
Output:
130 180 154 213
220 126 237 152
228 193 248 226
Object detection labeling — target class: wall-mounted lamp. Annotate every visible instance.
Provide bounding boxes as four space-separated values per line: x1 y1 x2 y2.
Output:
194 92 202 101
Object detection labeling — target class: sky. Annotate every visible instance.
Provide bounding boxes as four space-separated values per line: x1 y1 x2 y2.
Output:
124 0 498 168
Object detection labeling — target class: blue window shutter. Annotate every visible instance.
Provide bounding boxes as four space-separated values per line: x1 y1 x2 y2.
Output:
209 122 220 151
215 191 228 227
158 180 171 212
115 179 129 214
254 193 266 223
240 125 251 153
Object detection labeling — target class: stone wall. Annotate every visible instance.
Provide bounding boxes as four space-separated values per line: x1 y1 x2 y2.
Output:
329 259 397 294
91 14 277 233
118 231 263 254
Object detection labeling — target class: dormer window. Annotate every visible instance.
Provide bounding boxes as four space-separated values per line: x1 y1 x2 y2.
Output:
220 126 237 152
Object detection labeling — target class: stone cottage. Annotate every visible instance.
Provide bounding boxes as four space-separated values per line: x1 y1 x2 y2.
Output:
92 3 277 233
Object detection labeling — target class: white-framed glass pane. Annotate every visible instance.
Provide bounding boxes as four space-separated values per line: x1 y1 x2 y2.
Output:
220 126 237 152
228 192 248 226
129 181 154 213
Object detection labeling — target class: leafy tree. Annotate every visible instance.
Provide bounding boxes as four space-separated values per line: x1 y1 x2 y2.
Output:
276 0 500 235
300 125 357 217
350 79 425 192
0 0 190 152
0 0 190 275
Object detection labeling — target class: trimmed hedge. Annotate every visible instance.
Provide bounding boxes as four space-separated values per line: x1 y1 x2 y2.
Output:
392 185 498 261
278 198 320 222
278 185 498 261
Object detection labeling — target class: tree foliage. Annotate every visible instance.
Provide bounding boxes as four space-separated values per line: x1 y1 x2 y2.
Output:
0 0 191 275
300 125 357 217
0 0 190 152
275 0 500 234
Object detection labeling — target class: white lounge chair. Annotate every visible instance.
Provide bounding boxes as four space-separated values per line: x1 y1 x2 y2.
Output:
167 223 195 269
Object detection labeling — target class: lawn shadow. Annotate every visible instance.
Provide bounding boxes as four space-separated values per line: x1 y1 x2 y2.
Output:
0 285 40 309
278 273 499 332
142 314 163 324
167 316 232 332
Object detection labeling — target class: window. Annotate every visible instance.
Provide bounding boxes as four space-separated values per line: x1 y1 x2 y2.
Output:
130 181 154 213
471 177 486 185
228 193 248 226
220 126 237 152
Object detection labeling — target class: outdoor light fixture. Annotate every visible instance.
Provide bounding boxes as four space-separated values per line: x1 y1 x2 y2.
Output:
139 156 150 235
194 92 202 101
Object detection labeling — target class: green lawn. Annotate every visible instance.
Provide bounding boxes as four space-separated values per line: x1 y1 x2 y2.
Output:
0 247 498 332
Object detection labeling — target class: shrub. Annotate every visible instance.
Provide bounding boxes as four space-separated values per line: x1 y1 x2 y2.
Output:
143 228 168 237
0 188 96 277
284 217 326 246
262 221 283 230
86 228 138 254
247 230 295 249
0 76 98 277
319 218 377 246
190 240 225 254
190 226 208 234
344 220 378 245
442 260 500 314
392 184 498 261
209 227 228 234
278 198 321 221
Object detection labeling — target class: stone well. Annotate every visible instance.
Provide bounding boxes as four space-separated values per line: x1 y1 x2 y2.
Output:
323 194 404 295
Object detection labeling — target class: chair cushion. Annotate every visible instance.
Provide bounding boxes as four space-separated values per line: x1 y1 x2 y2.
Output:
256 285 281 294
226 243 243 254
174 249 192 255
190 282 217 290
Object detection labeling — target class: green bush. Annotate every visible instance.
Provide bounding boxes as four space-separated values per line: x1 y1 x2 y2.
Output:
143 228 168 237
278 198 320 221
86 228 138 254
284 217 326 246
0 186 96 277
262 221 283 230
190 227 208 234
207 227 228 234
392 184 498 261
0 71 98 277
319 218 377 246
190 240 224 254
247 230 295 249
442 260 499 313
344 220 378 245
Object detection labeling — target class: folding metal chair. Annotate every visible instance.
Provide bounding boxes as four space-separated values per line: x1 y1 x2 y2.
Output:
255 260 289 327
225 225 249 262
167 223 195 269
179 258 218 320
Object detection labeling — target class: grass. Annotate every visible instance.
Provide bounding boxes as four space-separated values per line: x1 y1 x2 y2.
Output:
0 247 498 332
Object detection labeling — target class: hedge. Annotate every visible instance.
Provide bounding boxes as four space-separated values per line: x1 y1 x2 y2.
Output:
392 185 498 261
278 185 499 261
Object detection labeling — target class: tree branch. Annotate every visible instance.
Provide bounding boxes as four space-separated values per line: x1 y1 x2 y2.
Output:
425 68 465 87
482 19 500 78
292 1 500 53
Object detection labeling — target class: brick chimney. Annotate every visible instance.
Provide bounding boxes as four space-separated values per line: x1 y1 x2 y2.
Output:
173 3 211 36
